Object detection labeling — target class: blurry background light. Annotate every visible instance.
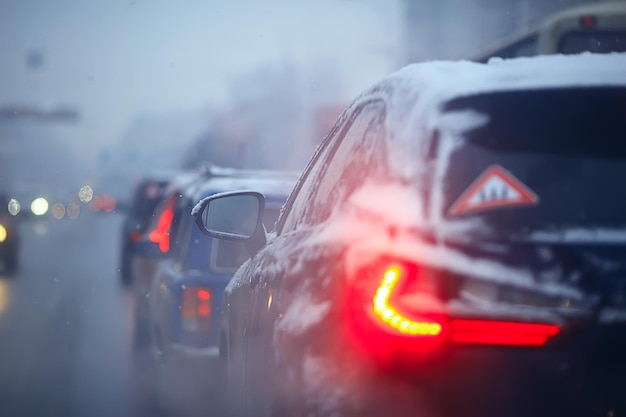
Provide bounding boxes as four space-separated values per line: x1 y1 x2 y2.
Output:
89 195 103 212
51 203 66 220
31 197 49 216
78 185 94 203
67 201 80 220
0 224 7 243
101 194 116 213
0 280 9 315
7 199 20 216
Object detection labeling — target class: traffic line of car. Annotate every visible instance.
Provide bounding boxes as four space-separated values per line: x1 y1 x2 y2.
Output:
122 52 626 417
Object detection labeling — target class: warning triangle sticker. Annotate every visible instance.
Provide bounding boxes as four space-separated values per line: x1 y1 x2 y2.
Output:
449 165 539 216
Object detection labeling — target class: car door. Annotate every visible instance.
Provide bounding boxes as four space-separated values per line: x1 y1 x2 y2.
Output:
150 191 190 353
243 100 389 414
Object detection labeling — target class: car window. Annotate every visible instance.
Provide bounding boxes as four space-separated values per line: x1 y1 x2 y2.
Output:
170 199 193 259
442 87 626 236
558 30 626 54
278 112 350 234
279 101 387 232
130 181 167 226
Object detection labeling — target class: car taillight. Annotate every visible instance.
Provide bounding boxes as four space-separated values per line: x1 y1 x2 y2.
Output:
373 264 443 337
181 287 212 332
348 259 561 352
449 319 559 346
579 15 596 27
129 230 142 242
149 205 174 252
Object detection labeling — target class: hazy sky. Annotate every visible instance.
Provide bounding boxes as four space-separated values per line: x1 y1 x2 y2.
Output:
0 0 400 156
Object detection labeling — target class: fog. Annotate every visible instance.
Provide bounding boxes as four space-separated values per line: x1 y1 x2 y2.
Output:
0 0 403 196
0 0 616 416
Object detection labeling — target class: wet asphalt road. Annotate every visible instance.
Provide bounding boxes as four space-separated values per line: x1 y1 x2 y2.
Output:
0 212 223 417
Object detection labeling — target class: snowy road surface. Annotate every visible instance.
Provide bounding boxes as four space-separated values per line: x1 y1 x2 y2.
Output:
0 212 224 417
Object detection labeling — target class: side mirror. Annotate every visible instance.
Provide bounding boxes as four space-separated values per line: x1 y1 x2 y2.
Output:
193 191 267 257
194 191 265 240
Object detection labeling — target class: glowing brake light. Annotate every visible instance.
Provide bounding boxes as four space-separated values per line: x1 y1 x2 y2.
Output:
450 319 559 347
149 201 174 252
579 15 597 27
129 230 142 242
372 265 443 336
182 287 212 331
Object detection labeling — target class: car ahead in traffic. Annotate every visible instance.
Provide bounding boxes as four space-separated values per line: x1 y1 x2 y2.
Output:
131 170 205 342
0 192 19 274
145 169 297 362
136 168 296 413
119 171 176 285
194 53 626 417
472 1 626 62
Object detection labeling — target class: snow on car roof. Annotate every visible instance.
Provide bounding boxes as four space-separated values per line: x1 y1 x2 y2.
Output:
367 53 626 111
345 53 626 232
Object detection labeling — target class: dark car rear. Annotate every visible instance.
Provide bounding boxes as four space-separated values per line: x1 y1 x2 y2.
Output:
119 176 170 284
435 86 626 416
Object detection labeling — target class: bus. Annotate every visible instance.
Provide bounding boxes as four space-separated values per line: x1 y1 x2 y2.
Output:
473 1 626 62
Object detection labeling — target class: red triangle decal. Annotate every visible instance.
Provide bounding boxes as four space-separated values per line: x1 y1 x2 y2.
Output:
449 165 539 216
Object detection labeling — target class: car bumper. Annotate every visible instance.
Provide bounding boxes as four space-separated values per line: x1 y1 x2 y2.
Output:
396 324 626 417
170 344 219 359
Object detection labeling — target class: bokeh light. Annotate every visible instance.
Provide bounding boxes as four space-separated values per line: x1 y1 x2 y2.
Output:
0 224 6 243
7 199 20 216
78 185 94 203
89 196 103 212
51 203 66 220
67 201 80 220
0 280 9 315
31 197 49 216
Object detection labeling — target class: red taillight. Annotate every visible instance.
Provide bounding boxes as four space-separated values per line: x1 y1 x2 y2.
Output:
355 261 560 348
579 15 596 27
129 230 142 242
89 196 103 212
182 287 212 331
372 265 443 337
149 203 174 252
450 319 559 347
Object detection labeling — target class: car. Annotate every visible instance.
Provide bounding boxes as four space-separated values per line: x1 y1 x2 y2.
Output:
131 170 204 342
472 1 626 62
194 53 626 417
135 167 296 413
119 171 176 285
0 192 19 274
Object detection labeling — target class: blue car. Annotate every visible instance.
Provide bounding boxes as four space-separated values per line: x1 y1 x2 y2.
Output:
144 169 297 365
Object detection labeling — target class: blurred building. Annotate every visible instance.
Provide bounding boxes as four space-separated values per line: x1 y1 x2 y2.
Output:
403 0 609 62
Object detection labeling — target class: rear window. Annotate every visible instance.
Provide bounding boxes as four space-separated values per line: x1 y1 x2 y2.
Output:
131 180 168 224
442 87 626 237
559 30 626 54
